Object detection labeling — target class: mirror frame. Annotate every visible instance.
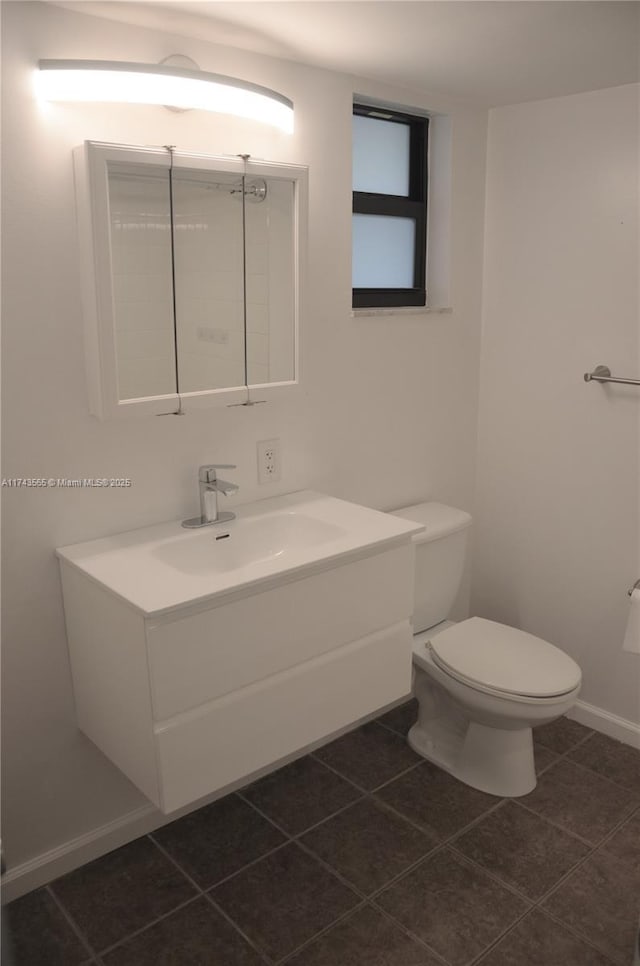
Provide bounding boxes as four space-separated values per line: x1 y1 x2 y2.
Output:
73 141 307 419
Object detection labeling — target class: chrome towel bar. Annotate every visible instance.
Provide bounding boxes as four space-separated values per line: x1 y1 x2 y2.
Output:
584 365 640 387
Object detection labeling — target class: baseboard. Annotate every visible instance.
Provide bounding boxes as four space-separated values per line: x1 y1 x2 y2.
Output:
567 699 640 749
1 805 159 904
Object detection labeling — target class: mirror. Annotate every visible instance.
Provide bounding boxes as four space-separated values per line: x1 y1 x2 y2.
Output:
74 142 306 418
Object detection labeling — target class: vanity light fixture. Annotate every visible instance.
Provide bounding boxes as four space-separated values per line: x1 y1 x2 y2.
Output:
36 59 294 133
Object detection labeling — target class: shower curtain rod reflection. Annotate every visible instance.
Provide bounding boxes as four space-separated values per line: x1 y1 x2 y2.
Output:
211 179 268 202
109 169 268 201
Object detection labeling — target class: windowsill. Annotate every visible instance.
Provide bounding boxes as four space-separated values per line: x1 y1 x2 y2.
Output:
351 305 453 318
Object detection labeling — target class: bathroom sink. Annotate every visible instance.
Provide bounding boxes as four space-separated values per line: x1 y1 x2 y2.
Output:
152 511 346 575
56 490 423 616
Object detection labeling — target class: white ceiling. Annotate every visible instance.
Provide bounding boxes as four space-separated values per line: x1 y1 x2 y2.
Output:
57 1 640 107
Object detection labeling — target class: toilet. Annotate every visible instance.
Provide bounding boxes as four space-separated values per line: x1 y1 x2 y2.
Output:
389 503 582 797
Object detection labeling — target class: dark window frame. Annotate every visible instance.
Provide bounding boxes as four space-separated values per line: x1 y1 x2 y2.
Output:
352 104 428 309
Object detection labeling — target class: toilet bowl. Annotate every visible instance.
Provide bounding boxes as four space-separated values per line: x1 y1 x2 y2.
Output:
390 504 582 797
409 617 581 796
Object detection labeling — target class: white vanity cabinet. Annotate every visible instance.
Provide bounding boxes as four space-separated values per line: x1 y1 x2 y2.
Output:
57 491 421 813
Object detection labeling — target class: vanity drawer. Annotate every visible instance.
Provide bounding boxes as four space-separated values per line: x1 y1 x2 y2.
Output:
155 620 412 812
146 544 414 720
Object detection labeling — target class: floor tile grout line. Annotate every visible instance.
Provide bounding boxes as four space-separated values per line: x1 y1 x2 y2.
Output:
299 753 370 794
218 810 453 963
273 898 370 965
144 835 274 964
241 772 523 913
464 790 632 966
197 813 371 964
277 833 371 902
46 825 282 964
528 795 640 911
180 792 419 966
240 757 509 881
236 786 368 841
307 751 369 792
88 895 202 960
515 794 637 849
45 884 98 962
203 892 274 965
151 808 380 966
365 897 453 966
146 832 208 894
467 906 579 966
509 797 640 966
534 725 640 801
534 726 595 758
416 843 537 908
241 780 450 903
324 811 537 913
462 903 534 966
535 904 625 966
149 792 376 964
309 747 426 795
374 719 409 738
159 833 290 893
236 783 477 959
446 837 586 909
369 787 507 856
595 799 640 848
557 751 640 798
149 832 276 964
369 759 429 792
445 782 640 914
509 796 601 848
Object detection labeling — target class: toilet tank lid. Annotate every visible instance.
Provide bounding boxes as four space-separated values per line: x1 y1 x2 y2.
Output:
389 502 472 544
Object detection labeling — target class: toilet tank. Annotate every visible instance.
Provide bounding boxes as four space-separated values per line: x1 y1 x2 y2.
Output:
389 503 472 633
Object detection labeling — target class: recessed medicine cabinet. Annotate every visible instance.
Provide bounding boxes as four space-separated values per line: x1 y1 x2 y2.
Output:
73 141 307 418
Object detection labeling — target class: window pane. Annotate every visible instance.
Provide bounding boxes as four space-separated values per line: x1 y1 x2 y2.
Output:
352 214 415 288
353 114 410 196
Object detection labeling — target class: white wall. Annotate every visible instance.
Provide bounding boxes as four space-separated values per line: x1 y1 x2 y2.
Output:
474 85 639 727
1 1 487 877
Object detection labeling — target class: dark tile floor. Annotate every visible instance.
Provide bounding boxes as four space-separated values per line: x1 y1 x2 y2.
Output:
6 706 640 966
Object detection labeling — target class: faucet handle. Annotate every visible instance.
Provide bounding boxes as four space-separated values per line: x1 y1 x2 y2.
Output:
198 464 236 483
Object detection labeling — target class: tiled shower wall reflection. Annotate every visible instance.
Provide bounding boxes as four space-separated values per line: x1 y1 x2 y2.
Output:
110 174 176 401
173 176 248 393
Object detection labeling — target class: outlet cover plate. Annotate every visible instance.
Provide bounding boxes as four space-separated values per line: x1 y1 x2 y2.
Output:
257 438 281 484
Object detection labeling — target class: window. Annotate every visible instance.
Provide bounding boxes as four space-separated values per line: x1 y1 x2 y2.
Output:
352 104 428 309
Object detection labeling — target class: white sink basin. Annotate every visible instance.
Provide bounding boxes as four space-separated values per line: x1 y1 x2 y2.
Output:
57 490 423 616
153 511 346 575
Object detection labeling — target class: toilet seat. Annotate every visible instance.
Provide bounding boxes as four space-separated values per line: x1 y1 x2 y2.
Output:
427 617 581 699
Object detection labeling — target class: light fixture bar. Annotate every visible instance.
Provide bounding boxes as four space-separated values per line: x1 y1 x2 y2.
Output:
36 59 294 133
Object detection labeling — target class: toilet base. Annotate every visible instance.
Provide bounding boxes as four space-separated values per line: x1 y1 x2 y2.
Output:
408 718 537 798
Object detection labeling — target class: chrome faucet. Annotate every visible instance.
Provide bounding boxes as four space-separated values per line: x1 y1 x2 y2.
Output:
182 464 239 529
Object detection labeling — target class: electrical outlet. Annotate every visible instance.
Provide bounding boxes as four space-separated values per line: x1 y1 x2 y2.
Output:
257 438 281 484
